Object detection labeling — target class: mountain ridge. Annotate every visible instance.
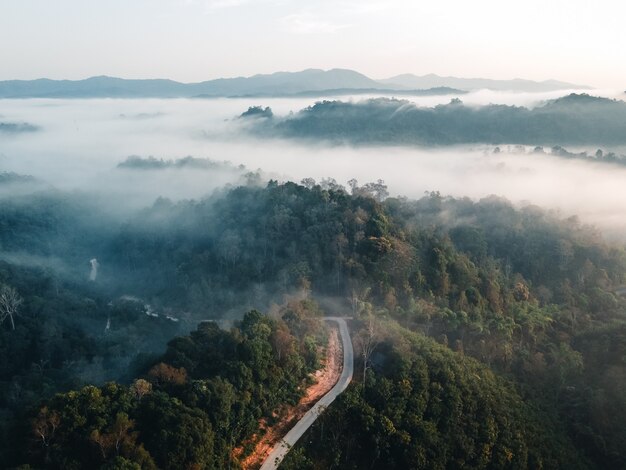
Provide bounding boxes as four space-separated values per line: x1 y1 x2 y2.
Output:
0 69 588 98
379 72 589 92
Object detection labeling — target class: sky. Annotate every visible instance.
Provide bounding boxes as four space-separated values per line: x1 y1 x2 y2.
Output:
0 0 624 88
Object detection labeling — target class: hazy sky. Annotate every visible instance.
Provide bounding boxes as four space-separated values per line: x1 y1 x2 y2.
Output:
0 0 624 87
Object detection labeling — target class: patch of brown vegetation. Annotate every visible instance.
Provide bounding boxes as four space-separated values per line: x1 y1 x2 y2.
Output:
236 323 343 470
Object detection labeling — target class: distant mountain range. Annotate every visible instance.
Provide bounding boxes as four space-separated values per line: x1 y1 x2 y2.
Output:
379 73 588 93
0 69 588 99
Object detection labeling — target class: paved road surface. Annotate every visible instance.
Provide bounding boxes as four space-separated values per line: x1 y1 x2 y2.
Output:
259 317 353 470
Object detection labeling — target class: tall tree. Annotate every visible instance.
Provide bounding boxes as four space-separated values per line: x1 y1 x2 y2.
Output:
0 284 23 330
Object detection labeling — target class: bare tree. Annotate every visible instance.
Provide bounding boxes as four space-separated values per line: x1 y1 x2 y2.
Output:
355 316 379 387
33 407 61 448
301 177 316 189
0 284 23 330
349 286 372 317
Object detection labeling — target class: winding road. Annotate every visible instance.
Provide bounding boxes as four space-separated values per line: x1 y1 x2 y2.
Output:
259 317 353 470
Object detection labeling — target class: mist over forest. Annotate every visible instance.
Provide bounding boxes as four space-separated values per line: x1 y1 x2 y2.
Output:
244 94 626 146
4 0 626 464
2 93 626 235
1 84 626 469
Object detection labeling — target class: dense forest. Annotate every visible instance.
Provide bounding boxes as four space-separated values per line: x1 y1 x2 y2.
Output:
9 302 325 469
282 320 589 470
241 94 626 146
0 178 625 468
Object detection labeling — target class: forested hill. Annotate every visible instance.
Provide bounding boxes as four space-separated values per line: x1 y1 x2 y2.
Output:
241 94 626 146
0 180 625 468
282 320 592 470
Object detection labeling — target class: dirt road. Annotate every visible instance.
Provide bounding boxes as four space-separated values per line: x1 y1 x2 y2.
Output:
259 317 353 470
238 323 342 469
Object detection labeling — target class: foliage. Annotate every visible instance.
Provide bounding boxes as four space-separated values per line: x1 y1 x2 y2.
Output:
283 320 590 469
1 181 625 467
246 94 626 146
12 302 323 469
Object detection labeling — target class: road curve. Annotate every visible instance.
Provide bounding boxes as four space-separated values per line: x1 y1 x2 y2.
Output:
259 317 353 470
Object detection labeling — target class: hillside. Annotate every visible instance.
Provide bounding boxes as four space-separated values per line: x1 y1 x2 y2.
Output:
282 320 590 469
242 94 626 146
0 181 624 468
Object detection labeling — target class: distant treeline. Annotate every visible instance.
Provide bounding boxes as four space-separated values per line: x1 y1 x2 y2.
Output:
0 122 38 133
242 94 626 146
490 145 626 166
117 155 247 172
0 172 38 184
533 145 626 165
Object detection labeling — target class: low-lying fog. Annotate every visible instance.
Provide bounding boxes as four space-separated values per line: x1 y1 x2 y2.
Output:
2 90 626 238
